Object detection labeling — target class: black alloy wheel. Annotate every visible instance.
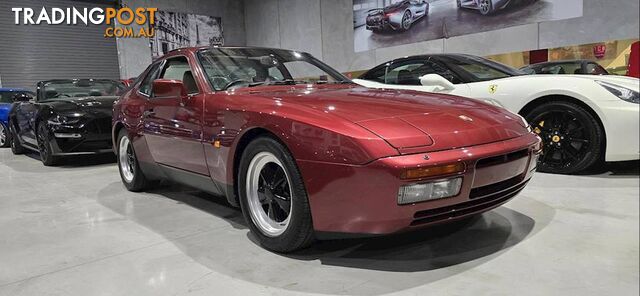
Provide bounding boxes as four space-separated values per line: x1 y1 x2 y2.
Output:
257 162 292 224
37 122 60 166
9 123 25 155
238 136 315 253
526 101 603 174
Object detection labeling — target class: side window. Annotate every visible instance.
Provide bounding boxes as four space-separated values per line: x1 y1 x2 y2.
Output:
158 56 199 95
587 63 608 75
429 61 462 84
362 66 387 83
139 62 162 96
385 60 434 85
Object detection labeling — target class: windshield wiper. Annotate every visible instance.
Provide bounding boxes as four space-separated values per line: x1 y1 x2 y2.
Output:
248 79 304 87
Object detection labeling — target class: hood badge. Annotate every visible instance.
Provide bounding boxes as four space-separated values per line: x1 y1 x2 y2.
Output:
458 115 473 122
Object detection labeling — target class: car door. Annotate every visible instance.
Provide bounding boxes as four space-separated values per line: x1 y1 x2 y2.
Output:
142 56 209 175
12 94 39 146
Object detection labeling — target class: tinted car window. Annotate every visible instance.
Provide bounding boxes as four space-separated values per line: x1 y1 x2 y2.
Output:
587 63 608 75
41 80 123 100
385 60 432 85
362 66 387 83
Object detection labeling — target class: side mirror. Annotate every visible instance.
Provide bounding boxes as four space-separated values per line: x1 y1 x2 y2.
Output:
152 79 187 99
419 74 455 90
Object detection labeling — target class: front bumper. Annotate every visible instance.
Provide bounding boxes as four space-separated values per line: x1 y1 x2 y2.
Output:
47 117 113 156
298 133 541 235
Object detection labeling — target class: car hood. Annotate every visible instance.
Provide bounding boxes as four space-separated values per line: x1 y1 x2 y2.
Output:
41 96 117 117
239 85 529 152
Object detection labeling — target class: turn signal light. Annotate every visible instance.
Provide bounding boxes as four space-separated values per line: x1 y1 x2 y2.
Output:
401 163 465 180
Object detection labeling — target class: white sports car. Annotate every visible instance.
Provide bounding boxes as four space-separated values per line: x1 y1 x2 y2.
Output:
354 54 639 174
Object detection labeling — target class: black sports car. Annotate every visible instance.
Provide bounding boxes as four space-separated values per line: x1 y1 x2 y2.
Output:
8 79 124 166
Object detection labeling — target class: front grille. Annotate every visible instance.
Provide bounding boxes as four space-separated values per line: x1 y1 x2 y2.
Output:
476 149 529 169
85 117 112 135
411 179 528 226
470 175 524 199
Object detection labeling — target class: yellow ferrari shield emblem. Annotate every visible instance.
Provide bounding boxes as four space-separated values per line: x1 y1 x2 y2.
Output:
488 84 498 94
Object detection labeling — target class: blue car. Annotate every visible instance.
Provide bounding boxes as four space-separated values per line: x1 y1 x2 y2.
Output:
0 88 35 148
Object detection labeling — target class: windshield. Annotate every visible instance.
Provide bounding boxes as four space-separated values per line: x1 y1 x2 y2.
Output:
197 48 351 91
40 79 125 101
439 55 527 82
0 91 35 103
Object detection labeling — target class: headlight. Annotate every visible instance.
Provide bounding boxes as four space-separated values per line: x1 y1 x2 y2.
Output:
397 177 463 205
596 81 639 104
47 114 81 125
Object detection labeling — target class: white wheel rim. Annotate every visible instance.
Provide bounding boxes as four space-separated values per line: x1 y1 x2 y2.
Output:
118 136 135 183
0 124 6 147
246 152 293 237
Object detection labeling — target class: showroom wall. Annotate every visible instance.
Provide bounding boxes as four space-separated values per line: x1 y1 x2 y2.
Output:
0 0 121 90
116 0 245 79
244 0 640 72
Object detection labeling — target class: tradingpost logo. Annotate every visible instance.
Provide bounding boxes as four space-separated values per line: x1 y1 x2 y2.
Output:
11 6 157 38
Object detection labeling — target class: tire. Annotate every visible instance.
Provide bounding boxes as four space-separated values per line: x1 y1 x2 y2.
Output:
400 10 412 31
0 122 8 148
456 0 462 8
478 0 493 15
525 101 604 174
37 122 60 166
238 136 314 253
117 129 151 192
9 123 25 155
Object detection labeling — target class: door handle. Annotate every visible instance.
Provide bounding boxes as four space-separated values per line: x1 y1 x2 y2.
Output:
143 109 155 117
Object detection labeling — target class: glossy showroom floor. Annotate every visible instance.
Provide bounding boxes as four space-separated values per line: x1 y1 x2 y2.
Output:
0 149 638 296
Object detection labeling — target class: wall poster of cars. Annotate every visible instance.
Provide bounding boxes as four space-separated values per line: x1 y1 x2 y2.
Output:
150 10 224 59
353 0 584 52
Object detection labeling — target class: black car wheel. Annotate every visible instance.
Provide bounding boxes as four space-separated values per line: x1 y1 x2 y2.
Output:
117 129 151 192
37 122 60 166
525 101 603 174
401 10 412 31
457 0 462 8
0 122 8 148
238 136 314 253
479 0 493 15
9 123 25 155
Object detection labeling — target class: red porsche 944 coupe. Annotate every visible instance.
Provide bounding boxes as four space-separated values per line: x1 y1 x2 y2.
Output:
113 47 541 252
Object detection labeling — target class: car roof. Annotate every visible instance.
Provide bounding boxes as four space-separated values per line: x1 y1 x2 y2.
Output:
160 46 310 58
370 53 488 65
